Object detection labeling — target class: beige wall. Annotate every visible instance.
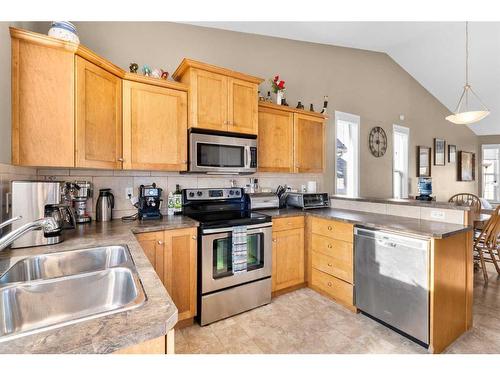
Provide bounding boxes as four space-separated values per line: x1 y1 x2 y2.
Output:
3 22 480 200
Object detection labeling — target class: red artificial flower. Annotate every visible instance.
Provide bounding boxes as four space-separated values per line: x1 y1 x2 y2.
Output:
278 80 285 89
274 75 279 83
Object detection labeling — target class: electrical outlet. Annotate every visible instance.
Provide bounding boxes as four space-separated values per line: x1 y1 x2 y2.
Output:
430 210 445 220
125 187 134 199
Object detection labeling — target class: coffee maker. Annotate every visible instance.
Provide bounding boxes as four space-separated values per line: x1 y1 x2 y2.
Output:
138 183 163 220
65 181 93 223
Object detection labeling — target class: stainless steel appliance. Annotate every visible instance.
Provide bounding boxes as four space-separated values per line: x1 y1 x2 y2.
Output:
286 192 330 209
10 181 72 248
138 183 162 220
65 181 92 223
188 129 257 174
354 227 430 346
247 193 279 210
182 188 272 326
96 189 114 222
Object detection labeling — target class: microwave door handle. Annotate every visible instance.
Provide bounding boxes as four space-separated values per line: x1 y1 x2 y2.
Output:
244 147 250 168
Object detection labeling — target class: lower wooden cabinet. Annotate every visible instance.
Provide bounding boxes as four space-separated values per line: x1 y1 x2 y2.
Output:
308 217 356 310
136 227 197 323
272 217 305 293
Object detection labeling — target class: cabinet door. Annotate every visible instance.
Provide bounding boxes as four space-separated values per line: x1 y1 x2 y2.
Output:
190 69 227 131
164 227 197 321
75 56 122 169
258 107 294 172
272 228 305 292
11 36 75 167
122 80 188 171
135 231 165 285
228 78 258 135
293 113 325 173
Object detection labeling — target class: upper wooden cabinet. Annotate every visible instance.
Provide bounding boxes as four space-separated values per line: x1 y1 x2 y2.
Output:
122 78 188 171
75 56 123 169
10 27 189 171
258 102 327 174
173 59 262 135
294 113 325 173
11 28 75 167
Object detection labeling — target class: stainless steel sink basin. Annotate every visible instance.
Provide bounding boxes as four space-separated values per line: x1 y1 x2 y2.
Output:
0 245 129 285
0 245 146 342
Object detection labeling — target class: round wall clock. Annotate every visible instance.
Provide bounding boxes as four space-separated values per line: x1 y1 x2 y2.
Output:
369 126 387 157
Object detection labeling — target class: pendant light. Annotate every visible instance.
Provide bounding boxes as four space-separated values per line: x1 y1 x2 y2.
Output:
446 22 490 125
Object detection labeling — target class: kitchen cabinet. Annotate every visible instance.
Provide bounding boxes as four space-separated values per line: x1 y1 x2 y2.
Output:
136 226 197 324
258 102 327 173
294 113 325 173
258 105 294 172
307 216 355 311
122 78 188 171
75 56 123 169
172 59 262 135
272 216 305 293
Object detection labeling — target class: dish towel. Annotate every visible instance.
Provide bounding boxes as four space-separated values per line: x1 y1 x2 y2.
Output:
232 226 248 274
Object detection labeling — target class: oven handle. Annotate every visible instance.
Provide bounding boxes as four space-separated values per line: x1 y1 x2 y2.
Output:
202 222 272 234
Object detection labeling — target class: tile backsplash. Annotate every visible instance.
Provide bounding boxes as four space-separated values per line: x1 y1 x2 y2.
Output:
37 168 324 219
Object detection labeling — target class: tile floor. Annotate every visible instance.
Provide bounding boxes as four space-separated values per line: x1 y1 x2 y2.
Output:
175 265 500 354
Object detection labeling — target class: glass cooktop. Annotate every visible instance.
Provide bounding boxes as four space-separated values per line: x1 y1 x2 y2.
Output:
185 210 271 229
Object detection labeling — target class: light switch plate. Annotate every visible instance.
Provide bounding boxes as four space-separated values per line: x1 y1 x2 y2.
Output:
430 210 445 220
125 187 134 199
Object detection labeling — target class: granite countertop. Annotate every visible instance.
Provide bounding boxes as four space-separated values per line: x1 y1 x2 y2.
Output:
330 195 471 211
0 215 198 354
259 207 472 238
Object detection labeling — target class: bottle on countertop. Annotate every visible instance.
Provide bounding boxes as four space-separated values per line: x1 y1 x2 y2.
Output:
174 184 182 214
167 192 175 216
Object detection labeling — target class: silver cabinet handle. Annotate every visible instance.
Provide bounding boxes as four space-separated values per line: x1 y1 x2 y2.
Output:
192 235 197 240
157 240 164 245
5 192 11 214
118 157 124 162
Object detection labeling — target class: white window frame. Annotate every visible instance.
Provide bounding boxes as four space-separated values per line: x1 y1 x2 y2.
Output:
392 124 410 199
335 111 360 198
481 144 500 203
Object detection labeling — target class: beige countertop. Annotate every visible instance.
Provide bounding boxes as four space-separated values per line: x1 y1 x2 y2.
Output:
259 207 472 238
0 215 198 354
330 195 471 211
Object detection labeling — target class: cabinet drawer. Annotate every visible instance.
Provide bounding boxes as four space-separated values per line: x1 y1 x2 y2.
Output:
312 250 353 283
311 269 353 307
310 217 353 242
273 216 304 231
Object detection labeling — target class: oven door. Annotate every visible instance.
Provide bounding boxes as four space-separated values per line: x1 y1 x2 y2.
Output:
201 223 272 294
189 132 257 174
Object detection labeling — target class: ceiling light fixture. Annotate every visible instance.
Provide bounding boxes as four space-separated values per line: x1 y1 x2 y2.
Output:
446 22 490 125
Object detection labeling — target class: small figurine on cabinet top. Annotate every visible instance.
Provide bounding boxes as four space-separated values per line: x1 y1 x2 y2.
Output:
129 63 139 74
309 104 315 112
296 101 304 110
151 68 162 79
141 65 152 77
161 71 169 80
320 95 329 114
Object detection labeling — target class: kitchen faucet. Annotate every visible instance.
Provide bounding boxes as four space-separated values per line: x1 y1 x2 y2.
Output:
0 216 60 251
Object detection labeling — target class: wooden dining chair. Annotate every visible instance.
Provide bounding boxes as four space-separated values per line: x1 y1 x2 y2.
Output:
473 205 500 283
448 193 482 214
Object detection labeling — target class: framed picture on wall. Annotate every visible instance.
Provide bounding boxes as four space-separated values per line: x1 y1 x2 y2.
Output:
417 146 431 177
434 138 446 166
458 151 475 181
448 144 457 163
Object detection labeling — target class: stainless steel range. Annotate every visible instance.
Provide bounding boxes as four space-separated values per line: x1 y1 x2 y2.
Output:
182 188 272 326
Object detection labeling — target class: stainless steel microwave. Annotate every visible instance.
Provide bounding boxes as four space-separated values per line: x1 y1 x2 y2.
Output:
188 129 257 174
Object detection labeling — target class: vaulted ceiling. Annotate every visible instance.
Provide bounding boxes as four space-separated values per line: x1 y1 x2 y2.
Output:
187 22 500 135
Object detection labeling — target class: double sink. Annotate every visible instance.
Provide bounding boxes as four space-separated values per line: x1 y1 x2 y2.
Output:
0 245 146 342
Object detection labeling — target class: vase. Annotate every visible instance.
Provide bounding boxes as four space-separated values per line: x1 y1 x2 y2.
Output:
276 90 284 105
48 21 80 44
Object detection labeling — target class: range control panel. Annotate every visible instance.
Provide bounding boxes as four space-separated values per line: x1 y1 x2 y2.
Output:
184 188 243 201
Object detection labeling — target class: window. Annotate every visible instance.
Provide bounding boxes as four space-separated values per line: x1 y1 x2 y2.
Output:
393 125 409 199
335 111 360 197
482 144 500 202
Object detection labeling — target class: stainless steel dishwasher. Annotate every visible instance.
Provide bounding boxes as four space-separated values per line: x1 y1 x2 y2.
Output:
354 226 430 346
